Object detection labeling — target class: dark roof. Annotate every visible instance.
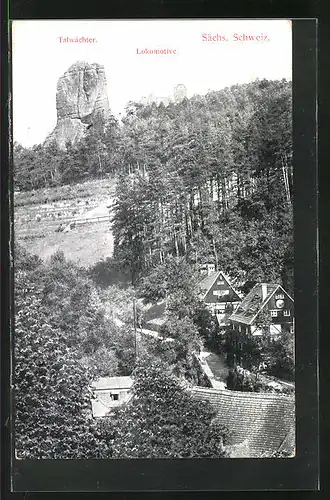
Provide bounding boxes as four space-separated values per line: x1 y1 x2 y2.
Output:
278 426 296 456
143 300 166 323
198 271 220 297
229 283 280 325
190 387 295 458
198 270 242 300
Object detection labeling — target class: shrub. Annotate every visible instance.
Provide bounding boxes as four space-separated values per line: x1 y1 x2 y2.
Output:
108 361 229 458
226 367 264 392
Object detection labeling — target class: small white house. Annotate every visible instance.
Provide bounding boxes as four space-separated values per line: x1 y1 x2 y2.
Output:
90 376 134 417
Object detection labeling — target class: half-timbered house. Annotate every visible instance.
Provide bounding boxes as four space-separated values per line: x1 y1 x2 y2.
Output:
229 283 294 337
198 267 242 326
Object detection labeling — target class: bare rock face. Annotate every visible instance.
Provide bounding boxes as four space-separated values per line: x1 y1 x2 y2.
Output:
45 61 110 149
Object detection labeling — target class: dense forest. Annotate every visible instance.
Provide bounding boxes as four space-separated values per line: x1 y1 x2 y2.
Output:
14 78 293 458
112 79 293 292
14 78 293 292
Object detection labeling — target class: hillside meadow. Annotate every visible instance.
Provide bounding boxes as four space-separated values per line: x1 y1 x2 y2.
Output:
14 178 116 266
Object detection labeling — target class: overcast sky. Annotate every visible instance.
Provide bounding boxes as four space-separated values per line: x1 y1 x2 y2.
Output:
12 19 292 147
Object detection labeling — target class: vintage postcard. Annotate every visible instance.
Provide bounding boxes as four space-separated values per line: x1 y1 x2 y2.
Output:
12 19 297 465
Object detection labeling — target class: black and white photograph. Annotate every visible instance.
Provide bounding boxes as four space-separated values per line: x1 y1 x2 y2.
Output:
12 19 295 460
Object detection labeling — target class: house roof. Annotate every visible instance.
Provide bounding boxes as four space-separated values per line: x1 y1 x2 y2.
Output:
198 272 220 297
143 300 166 323
91 376 134 391
229 283 284 325
90 385 134 417
198 270 242 300
278 426 296 456
190 386 295 458
147 317 167 327
138 327 175 343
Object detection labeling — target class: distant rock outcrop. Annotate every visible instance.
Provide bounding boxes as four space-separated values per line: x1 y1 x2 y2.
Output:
45 61 110 150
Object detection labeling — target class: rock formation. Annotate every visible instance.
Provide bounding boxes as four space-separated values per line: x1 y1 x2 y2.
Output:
45 61 110 150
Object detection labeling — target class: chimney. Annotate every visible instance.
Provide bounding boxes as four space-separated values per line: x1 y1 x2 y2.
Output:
261 284 268 302
207 263 215 276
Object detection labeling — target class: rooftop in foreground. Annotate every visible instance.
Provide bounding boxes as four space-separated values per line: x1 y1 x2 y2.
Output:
190 386 295 458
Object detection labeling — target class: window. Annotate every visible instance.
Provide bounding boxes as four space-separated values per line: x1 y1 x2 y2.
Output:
217 280 224 285
290 325 294 334
283 310 291 316
112 393 119 401
270 310 278 317
213 289 229 296
275 294 284 300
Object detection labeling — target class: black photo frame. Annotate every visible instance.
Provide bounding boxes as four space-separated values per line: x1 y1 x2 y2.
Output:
2 3 319 494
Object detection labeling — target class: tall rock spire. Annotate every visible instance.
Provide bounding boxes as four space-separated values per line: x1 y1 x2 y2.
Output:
45 61 110 150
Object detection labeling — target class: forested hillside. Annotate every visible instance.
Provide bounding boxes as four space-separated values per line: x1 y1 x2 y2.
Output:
14 78 293 292
14 77 294 459
112 79 293 292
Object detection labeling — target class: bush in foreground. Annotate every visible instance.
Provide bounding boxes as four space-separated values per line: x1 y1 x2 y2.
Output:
107 361 229 458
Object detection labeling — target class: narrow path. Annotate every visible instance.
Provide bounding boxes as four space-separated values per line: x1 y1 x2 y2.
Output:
201 351 229 383
197 350 229 390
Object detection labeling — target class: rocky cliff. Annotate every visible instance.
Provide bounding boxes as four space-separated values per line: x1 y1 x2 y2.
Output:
45 61 110 150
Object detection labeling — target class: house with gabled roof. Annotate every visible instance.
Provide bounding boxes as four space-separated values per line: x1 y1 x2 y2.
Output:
198 267 243 326
141 265 243 331
190 386 295 458
90 376 134 417
229 282 294 338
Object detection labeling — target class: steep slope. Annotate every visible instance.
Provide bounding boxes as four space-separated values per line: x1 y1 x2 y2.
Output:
14 179 115 266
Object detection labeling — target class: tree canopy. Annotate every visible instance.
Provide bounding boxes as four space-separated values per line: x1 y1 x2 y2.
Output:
14 247 104 458
109 361 229 458
13 77 294 458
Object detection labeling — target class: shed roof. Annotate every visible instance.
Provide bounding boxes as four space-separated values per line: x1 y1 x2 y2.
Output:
143 300 166 323
91 376 134 391
229 283 283 325
147 317 167 327
190 386 295 458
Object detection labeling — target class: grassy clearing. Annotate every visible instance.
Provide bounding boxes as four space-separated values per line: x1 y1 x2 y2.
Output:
14 177 116 207
15 178 116 267
16 221 114 267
